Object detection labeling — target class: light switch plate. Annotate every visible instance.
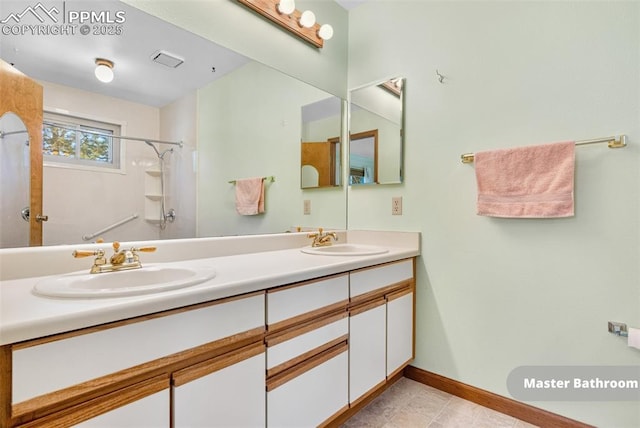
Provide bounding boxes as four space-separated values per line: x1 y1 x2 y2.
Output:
304 200 311 215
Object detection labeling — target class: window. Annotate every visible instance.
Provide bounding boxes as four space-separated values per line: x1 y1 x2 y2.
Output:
43 112 121 170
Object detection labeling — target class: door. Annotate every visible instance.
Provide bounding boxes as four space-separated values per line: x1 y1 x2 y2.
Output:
0 59 44 246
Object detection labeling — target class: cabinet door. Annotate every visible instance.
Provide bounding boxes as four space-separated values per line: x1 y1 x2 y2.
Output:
387 289 414 377
267 344 348 428
75 389 169 428
173 343 265 428
349 300 386 404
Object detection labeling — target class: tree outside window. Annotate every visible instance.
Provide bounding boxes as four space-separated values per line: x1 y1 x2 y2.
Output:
42 112 120 169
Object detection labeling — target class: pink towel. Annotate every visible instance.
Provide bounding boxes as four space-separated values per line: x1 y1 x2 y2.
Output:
235 177 265 215
475 141 575 218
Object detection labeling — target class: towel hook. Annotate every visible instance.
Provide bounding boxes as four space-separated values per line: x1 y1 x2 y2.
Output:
436 69 445 84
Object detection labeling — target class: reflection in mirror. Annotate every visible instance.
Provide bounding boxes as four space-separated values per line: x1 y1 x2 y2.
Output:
0 112 30 247
349 130 377 185
0 1 347 247
349 77 404 185
300 96 342 188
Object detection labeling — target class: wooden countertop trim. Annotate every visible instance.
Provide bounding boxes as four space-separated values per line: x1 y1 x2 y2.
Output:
349 279 413 307
265 310 348 347
266 335 349 379
349 297 386 317
14 375 169 428
11 327 264 426
266 341 348 392
386 284 414 302
172 342 265 387
267 300 349 334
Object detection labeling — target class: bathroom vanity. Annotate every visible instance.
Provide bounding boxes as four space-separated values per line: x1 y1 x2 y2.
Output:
0 231 419 427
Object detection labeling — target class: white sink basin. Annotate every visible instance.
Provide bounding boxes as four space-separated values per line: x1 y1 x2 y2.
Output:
33 264 217 298
301 244 389 256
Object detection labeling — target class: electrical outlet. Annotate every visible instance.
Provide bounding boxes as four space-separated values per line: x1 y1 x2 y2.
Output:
392 197 402 215
303 199 311 215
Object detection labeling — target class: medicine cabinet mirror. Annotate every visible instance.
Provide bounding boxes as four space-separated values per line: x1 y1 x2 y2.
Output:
349 77 405 185
300 96 343 189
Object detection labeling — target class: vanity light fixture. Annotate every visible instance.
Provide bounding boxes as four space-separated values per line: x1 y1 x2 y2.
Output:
94 58 114 83
379 77 403 97
236 0 333 48
298 10 316 28
277 0 295 14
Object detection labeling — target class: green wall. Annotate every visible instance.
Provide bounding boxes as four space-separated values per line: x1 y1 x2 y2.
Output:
348 2 639 427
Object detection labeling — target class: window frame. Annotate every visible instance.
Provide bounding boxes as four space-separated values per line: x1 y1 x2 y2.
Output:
42 111 125 174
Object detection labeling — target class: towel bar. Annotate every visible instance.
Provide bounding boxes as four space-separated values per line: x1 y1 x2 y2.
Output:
228 176 275 184
461 135 627 164
608 321 629 337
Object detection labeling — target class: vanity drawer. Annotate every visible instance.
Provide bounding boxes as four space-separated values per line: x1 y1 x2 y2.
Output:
350 259 413 301
266 312 348 377
12 292 265 404
266 274 349 331
267 342 348 428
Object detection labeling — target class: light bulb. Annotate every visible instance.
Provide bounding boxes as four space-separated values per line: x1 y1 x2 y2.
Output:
94 59 114 83
277 0 295 15
299 10 315 28
318 24 333 40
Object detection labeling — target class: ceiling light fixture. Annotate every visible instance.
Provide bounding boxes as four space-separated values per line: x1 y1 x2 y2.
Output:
236 0 333 48
94 58 114 83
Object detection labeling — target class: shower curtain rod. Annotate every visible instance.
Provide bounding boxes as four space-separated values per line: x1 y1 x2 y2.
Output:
43 121 183 148
460 134 627 164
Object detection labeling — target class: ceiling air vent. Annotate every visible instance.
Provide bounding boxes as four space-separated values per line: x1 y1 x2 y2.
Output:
151 50 184 68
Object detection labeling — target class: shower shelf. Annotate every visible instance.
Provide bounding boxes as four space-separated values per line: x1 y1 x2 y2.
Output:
144 167 163 222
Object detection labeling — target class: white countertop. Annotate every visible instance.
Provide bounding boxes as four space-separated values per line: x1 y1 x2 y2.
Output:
0 231 419 345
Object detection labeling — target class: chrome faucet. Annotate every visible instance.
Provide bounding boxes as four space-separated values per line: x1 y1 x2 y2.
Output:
73 241 157 274
307 228 338 247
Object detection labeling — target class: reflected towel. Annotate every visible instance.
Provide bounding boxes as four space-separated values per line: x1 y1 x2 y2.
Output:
475 141 575 218
235 177 265 215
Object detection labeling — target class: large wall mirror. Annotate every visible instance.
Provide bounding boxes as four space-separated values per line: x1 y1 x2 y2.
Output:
349 77 405 185
0 0 346 248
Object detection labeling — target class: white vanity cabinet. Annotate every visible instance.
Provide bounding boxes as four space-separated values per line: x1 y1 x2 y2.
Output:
348 259 415 405
6 292 265 427
386 286 414 377
349 298 387 403
75 384 170 428
1 253 417 428
266 274 350 427
172 343 266 428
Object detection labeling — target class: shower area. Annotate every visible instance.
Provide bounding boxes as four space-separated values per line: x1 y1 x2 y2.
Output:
0 112 30 248
37 127 183 246
144 140 179 231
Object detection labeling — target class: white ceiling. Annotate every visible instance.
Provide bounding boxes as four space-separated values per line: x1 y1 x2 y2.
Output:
0 0 368 108
334 0 368 10
0 1 251 107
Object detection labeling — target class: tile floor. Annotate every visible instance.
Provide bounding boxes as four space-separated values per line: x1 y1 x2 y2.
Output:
341 377 539 428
